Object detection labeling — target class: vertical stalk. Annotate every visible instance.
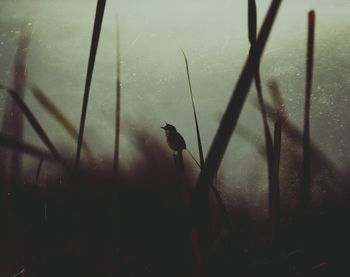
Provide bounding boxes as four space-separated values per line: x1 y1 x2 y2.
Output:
272 118 282 241
113 17 121 177
248 0 274 225
181 49 205 168
75 0 106 171
300 10 316 221
193 0 283 255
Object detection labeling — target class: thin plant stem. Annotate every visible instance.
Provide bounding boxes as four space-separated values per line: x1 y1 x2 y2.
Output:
300 10 316 220
181 49 205 168
75 0 106 171
113 16 121 177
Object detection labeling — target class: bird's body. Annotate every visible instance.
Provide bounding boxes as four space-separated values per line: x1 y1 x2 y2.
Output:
161 124 186 152
161 123 186 172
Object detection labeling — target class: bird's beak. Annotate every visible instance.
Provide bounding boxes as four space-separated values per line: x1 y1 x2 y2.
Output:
161 126 165 129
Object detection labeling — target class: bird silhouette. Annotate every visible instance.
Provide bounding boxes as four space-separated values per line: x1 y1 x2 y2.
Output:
161 123 186 151
161 123 186 171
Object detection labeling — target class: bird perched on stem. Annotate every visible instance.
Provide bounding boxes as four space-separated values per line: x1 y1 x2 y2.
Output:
161 123 186 152
161 123 186 172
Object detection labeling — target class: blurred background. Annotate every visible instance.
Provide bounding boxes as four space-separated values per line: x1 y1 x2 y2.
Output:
0 0 349 220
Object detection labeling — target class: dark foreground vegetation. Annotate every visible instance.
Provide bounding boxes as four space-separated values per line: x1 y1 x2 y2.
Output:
1 0 349 276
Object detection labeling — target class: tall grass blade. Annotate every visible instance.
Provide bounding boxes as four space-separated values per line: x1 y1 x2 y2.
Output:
300 10 316 219
181 49 205 167
30 85 94 160
248 0 274 220
192 0 283 255
195 0 282 194
248 0 257 45
113 17 121 176
181 50 230 234
254 76 274 174
111 19 121 274
0 86 66 168
75 0 106 171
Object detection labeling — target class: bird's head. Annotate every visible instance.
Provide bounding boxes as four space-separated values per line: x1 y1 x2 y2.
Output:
161 123 177 133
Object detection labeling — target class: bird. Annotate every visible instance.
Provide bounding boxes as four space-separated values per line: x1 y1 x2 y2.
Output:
161 123 186 171
161 123 186 152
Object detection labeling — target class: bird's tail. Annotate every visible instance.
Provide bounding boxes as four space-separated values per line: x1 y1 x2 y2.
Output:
173 150 185 173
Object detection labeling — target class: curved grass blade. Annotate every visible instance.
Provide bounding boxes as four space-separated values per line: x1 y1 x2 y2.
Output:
181 49 205 168
0 86 67 169
0 132 53 160
75 0 106 171
30 84 94 160
181 49 230 233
